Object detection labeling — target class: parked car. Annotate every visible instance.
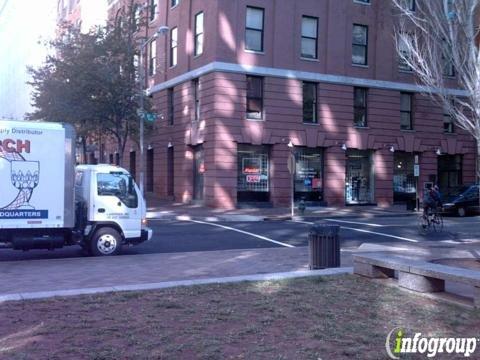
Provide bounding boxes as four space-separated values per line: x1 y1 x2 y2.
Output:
442 185 479 217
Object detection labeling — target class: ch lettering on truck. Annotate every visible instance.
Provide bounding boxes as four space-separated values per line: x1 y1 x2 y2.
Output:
0 138 48 220
0 139 31 154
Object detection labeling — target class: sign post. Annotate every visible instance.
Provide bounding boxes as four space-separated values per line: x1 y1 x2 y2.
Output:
414 155 419 211
288 153 296 217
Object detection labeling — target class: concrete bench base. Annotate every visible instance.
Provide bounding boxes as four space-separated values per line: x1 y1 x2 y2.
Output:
353 253 480 308
398 271 445 293
354 262 395 279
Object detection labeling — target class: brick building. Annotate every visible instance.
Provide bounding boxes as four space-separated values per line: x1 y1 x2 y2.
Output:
103 0 475 209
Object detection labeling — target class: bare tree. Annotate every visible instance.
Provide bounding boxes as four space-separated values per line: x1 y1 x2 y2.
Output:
392 0 480 183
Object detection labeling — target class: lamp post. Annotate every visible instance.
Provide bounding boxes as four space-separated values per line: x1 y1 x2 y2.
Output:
287 141 296 218
137 25 169 195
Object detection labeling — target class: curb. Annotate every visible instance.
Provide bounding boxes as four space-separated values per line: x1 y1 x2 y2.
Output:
147 212 417 222
0 267 353 303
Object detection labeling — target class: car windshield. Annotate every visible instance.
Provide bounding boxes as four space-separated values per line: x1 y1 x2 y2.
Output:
97 172 138 208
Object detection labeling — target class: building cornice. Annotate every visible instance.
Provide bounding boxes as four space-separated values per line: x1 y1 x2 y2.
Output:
147 61 467 96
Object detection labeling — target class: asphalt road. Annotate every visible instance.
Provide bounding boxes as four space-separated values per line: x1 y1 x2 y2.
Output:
1 214 479 262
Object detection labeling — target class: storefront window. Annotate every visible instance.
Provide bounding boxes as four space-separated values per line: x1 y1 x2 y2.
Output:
438 155 462 196
237 144 270 202
294 147 323 202
393 152 416 203
345 150 374 204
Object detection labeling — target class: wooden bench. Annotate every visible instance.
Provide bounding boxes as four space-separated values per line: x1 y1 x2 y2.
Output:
353 253 480 308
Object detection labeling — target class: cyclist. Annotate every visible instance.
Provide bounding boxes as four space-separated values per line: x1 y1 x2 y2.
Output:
423 185 442 217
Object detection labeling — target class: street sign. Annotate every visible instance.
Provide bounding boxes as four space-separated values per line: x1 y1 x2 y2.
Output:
414 164 420 177
287 153 296 174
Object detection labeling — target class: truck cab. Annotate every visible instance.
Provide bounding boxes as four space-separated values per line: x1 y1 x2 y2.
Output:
75 164 152 256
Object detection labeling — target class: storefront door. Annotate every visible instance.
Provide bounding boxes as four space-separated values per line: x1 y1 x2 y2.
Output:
438 155 462 196
237 144 270 203
393 152 416 203
345 150 374 205
193 145 204 202
294 147 324 203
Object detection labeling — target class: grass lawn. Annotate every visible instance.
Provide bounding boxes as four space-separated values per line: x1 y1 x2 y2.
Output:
0 274 479 359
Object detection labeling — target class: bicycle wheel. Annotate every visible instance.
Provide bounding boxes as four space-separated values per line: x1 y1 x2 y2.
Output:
432 213 444 232
418 214 429 234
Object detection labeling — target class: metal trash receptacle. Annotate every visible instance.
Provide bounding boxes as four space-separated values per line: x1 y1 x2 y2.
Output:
308 224 340 269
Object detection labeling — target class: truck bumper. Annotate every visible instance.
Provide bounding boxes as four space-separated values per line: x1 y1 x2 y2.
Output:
142 227 153 242
124 228 153 245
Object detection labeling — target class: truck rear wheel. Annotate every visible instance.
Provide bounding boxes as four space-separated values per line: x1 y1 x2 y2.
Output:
90 227 122 256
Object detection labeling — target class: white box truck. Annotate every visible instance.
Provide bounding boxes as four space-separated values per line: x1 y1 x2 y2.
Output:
0 120 152 256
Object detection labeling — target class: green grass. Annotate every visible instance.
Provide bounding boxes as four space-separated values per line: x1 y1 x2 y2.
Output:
0 275 478 359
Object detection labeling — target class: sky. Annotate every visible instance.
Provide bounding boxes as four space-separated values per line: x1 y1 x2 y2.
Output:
0 0 58 120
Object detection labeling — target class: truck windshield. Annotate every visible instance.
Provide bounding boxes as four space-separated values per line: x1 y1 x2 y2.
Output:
97 173 138 208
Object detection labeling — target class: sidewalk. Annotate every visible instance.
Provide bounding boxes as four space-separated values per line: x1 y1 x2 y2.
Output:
1 241 478 302
146 195 416 221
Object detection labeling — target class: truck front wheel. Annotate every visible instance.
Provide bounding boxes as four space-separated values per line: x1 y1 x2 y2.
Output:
90 227 122 256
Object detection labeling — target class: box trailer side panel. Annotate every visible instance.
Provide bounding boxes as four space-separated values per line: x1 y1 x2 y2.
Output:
0 120 75 229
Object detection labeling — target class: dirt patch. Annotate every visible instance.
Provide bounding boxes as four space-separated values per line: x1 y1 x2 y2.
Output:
432 258 480 271
0 275 479 359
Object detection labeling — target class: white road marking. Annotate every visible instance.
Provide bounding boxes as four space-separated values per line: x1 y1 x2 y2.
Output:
293 220 420 243
187 219 295 248
323 218 384 227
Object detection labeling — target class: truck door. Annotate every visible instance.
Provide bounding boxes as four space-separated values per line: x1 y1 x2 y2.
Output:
94 172 142 239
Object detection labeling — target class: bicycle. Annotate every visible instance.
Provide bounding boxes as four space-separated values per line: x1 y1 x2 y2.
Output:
418 207 444 234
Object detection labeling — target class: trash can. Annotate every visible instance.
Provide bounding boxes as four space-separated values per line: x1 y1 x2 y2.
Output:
308 224 340 269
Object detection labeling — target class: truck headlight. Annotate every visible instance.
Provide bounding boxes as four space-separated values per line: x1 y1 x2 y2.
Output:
142 218 148 227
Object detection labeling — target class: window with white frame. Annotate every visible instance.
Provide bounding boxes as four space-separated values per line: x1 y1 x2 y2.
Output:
352 24 368 65
149 39 156 76
170 27 178 67
171 0 179 8
194 12 204 56
149 0 158 21
398 33 413 71
301 16 318 59
245 6 264 52
442 39 455 77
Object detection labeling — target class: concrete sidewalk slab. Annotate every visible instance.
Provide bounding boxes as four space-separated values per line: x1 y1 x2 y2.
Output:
0 267 353 302
0 247 318 297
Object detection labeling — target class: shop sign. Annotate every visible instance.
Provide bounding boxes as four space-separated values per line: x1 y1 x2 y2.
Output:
246 175 261 183
414 164 420 177
242 158 261 174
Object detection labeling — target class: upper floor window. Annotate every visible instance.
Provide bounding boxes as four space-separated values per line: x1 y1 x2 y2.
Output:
171 0 179 8
193 79 200 121
148 39 156 76
354 87 367 127
246 76 263 120
301 16 318 59
406 0 415 11
134 5 141 30
443 101 455 133
400 92 413 130
354 0 370 3
442 40 455 77
170 27 178 67
303 82 318 124
168 88 175 125
398 33 413 71
352 24 368 65
194 12 204 56
149 0 158 21
245 6 264 52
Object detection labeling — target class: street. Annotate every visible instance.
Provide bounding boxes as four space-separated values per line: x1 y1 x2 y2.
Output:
1 214 479 261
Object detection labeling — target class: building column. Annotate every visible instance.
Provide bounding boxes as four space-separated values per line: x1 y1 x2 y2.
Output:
324 147 346 206
270 144 290 207
374 148 394 207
